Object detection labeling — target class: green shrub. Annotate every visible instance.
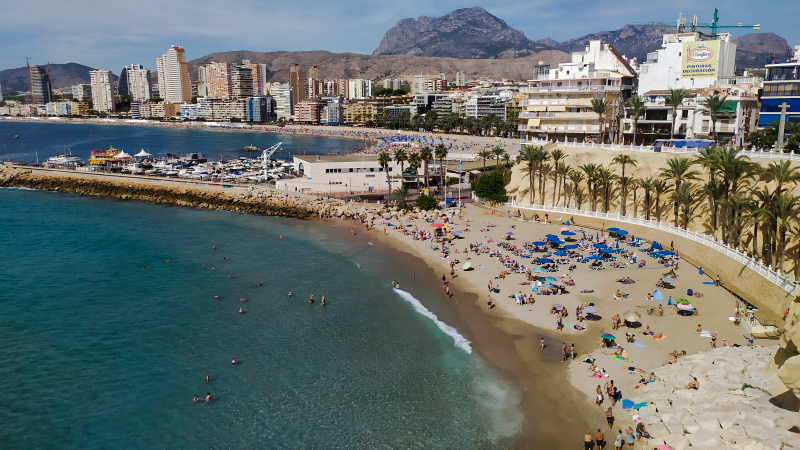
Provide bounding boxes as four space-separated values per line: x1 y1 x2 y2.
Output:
359 194 385 201
416 194 438 210
472 171 508 204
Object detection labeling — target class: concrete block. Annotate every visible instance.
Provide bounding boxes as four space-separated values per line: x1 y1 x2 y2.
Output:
686 429 723 447
681 419 701 434
662 434 691 450
663 421 685 435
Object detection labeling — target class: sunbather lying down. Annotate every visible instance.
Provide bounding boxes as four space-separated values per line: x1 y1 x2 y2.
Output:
616 277 635 284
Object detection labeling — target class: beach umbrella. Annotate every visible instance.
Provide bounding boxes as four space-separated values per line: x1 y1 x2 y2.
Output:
661 277 675 284
531 267 548 273
538 258 554 264
624 311 641 322
554 251 568 256
506 232 514 235
616 230 629 235
553 239 565 245
584 305 600 314
601 333 615 340
560 227 569 232
562 231 576 236
675 298 691 304
677 303 695 311
652 290 664 301
544 276 558 282
452 230 463 235
659 251 677 256
532 241 546 246
563 244 578 249
587 255 604 260
593 243 608 248
431 223 445 228
541 284 555 289
552 304 563 308
462 262 472 270
615 240 620 248
607 227 620 232
545 234 559 239
600 248 616 253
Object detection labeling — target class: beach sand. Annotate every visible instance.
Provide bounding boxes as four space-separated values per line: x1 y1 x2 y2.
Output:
351 201 761 447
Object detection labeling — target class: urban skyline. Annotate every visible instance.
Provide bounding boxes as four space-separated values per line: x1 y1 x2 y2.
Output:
1 1 796 72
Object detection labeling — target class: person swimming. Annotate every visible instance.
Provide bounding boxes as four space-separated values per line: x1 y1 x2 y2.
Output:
193 395 199 402
239 308 243 314
231 358 237 365
309 295 314 303
240 297 246 302
321 296 326 306
205 393 212 403
288 291 293 297
214 295 219 299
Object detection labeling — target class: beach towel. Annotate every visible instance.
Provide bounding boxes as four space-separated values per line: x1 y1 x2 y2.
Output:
632 343 646 348
651 335 667 340
699 330 712 337
570 324 586 332
621 399 635 409
591 374 609 378
702 281 715 285
633 402 648 410
613 355 628 361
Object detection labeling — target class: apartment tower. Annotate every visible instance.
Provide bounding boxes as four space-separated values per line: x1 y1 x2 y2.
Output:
29 65 53 104
288 64 307 106
89 70 116 112
156 45 191 103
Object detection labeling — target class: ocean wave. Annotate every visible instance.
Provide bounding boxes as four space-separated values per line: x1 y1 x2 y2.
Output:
393 288 472 354
0 186 40 191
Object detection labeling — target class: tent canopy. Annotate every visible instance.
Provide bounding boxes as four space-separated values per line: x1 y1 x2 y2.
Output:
134 149 151 157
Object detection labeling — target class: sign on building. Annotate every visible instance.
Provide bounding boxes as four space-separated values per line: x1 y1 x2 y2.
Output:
682 40 719 78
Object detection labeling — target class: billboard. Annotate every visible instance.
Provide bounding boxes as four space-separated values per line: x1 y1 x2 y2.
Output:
681 40 719 78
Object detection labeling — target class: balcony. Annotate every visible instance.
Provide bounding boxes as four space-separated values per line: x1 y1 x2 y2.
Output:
520 85 620 93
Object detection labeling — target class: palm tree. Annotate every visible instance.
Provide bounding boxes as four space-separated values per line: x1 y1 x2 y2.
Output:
629 178 640 218
665 88 689 140
764 160 800 196
595 166 616 213
434 143 448 200
775 194 800 273
724 193 750 249
408 152 422 193
491 145 505 167
534 148 551 203
719 149 757 244
625 94 646 145
659 157 700 227
639 177 654 220
750 187 774 261
673 184 698 229
618 176 634 216
590 97 612 144
501 151 511 168
611 154 637 215
394 148 408 190
701 178 726 236
651 179 672 223
393 185 410 206
703 94 734 141
550 148 567 206
555 163 572 207
477 149 493 171
579 163 599 211
567 169 585 209
694 145 722 181
519 145 538 204
419 146 433 191
378 151 392 195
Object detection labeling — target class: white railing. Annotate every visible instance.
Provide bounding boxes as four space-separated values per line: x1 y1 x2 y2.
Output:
519 139 800 161
501 199 799 295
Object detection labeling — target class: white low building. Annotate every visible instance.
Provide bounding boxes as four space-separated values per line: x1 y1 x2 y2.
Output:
279 155 409 194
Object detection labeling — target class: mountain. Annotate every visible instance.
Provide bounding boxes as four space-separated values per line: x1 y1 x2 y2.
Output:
732 33 794 67
0 63 118 95
185 50 570 83
372 7 549 59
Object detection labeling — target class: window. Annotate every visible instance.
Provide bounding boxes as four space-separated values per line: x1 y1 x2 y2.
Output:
349 168 353 173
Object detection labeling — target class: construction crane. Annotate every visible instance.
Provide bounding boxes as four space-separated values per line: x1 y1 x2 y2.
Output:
634 9 760 39
260 142 282 182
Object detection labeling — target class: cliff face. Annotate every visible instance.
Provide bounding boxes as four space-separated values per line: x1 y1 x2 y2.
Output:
372 7 548 59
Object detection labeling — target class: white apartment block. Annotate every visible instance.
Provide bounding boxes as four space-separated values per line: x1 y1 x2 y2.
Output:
455 72 466 87
382 78 401 90
346 79 372 100
204 98 246 121
45 102 73 116
271 84 293 120
127 67 152 102
638 32 737 95
156 45 191 103
72 84 92 102
197 66 208 97
412 75 426 95
89 70 115 113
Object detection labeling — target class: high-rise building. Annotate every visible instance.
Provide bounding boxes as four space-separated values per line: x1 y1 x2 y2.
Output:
29 65 53 104
196 66 208 97
242 62 268 95
156 45 191 103
382 78 401 90
123 65 152 102
455 72 467 87
246 95 274 122
288 64 307 106
72 84 92 102
205 62 233 99
346 79 372 100
759 44 800 129
272 84 294 120
90 70 116 113
231 66 254 99
0 80 3 102
412 75 426 95
308 65 319 80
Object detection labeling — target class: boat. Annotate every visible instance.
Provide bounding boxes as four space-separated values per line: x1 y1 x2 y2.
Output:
42 154 84 168
89 145 133 166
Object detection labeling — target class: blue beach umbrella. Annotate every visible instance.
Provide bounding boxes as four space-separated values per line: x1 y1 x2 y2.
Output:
554 251 568 256
616 230 629 236
661 277 675 284
531 267 548 273
600 248 616 253
652 290 664 301
538 258 554 264
587 255 604 260
562 231 576 236
607 227 620 232
563 244 579 249
544 276 558 282
593 243 608 248
545 234 559 239
659 251 677 256
532 241 546 246
552 239 565 245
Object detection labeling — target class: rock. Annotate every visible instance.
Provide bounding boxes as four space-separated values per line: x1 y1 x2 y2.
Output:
686 429 723 446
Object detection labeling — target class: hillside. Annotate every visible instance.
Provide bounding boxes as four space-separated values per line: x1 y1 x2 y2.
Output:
185 50 570 83
0 63 117 95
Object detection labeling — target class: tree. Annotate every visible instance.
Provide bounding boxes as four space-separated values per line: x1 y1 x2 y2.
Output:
611 154 637 215
550 148 567 206
501 151 511 168
408 152 422 192
640 177 655 220
394 149 408 190
701 178 726 235
659 157 700 227
665 88 689 140
774 194 800 273
472 171 508 204
478 149 493 171
651 178 672 223
567 169 585 209
519 145 538 204
595 166 616 213
703 94 734 141
625 94 646 145
534 147 551 202
556 163 571 207
378 151 392 195
579 163 599 211
393 185 410 206
491 145 505 167
416 194 438 210
590 97 612 144
434 143 448 200
673 184 698 229
419 146 433 191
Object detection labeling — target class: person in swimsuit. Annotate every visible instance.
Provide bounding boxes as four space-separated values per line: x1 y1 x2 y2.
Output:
596 429 606 449
584 431 594 449
239 308 243 314
605 408 614 429
686 377 699 389
596 385 603 405
206 373 210 383
205 393 212 403
711 332 717 348
540 338 545 350
309 295 314 303
232 358 237 365
288 292 293 298
321 296 326 306
193 395 199 402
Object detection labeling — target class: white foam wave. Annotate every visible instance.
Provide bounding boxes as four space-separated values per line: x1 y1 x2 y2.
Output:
393 288 472 354
0 186 39 191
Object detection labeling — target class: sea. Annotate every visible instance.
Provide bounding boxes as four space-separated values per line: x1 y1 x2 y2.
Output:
0 120 366 164
0 122 522 449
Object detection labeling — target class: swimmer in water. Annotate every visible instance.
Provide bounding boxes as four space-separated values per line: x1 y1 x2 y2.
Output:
232 358 237 365
206 373 210 383
288 291 293 297
321 296 326 306
143 266 147 270
309 295 314 304
240 297 246 302
213 246 216 250
239 308 243 314
211 266 215 270
391 280 396 288
205 393 212 403
166 259 171 263
223 257 227 260
279 233 283 239
193 395 199 403
257 282 263 286
228 275 232 279
214 295 220 299
413 274 416 280
201 263 206 267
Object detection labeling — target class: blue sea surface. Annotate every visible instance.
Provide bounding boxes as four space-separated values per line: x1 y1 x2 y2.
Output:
0 188 521 449
0 121 363 164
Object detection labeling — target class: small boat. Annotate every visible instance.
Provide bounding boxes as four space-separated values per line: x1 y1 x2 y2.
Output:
42 154 84 168
242 144 260 152
13 135 20 139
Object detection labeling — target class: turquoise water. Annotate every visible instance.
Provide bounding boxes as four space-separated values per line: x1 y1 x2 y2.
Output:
0 121 363 164
0 188 521 449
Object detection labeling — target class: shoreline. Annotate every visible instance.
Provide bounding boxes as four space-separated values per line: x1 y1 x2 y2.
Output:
1 164 781 447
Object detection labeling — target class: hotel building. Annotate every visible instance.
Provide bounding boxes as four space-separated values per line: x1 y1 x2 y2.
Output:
759 44 800 128
89 70 115 113
156 45 191 103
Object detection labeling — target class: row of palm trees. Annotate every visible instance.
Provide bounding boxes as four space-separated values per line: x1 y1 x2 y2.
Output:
516 144 800 276
377 144 450 202
360 110 519 138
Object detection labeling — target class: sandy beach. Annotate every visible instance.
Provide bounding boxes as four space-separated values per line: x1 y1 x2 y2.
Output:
348 201 760 448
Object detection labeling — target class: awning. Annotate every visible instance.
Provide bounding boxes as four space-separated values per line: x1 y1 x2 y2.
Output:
527 119 541 127
527 106 547 112
547 105 567 112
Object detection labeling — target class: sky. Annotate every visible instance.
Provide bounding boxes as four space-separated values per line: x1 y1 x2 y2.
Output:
1 0 797 73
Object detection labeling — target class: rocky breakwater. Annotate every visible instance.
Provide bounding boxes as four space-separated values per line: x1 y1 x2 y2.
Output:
628 345 800 449
0 168 319 219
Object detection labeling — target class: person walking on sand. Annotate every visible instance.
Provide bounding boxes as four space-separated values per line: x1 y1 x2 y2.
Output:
596 385 603 406
614 430 623 450
606 408 614 429
540 338 545 350
711 332 717 348
570 343 576 360
596 429 606 449
487 295 493 310
445 285 450 297
583 431 594 449
561 342 568 362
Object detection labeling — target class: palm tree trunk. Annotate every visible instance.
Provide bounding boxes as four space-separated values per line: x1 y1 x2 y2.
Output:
552 166 558 207
632 119 638 145
752 221 759 259
780 226 788 273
